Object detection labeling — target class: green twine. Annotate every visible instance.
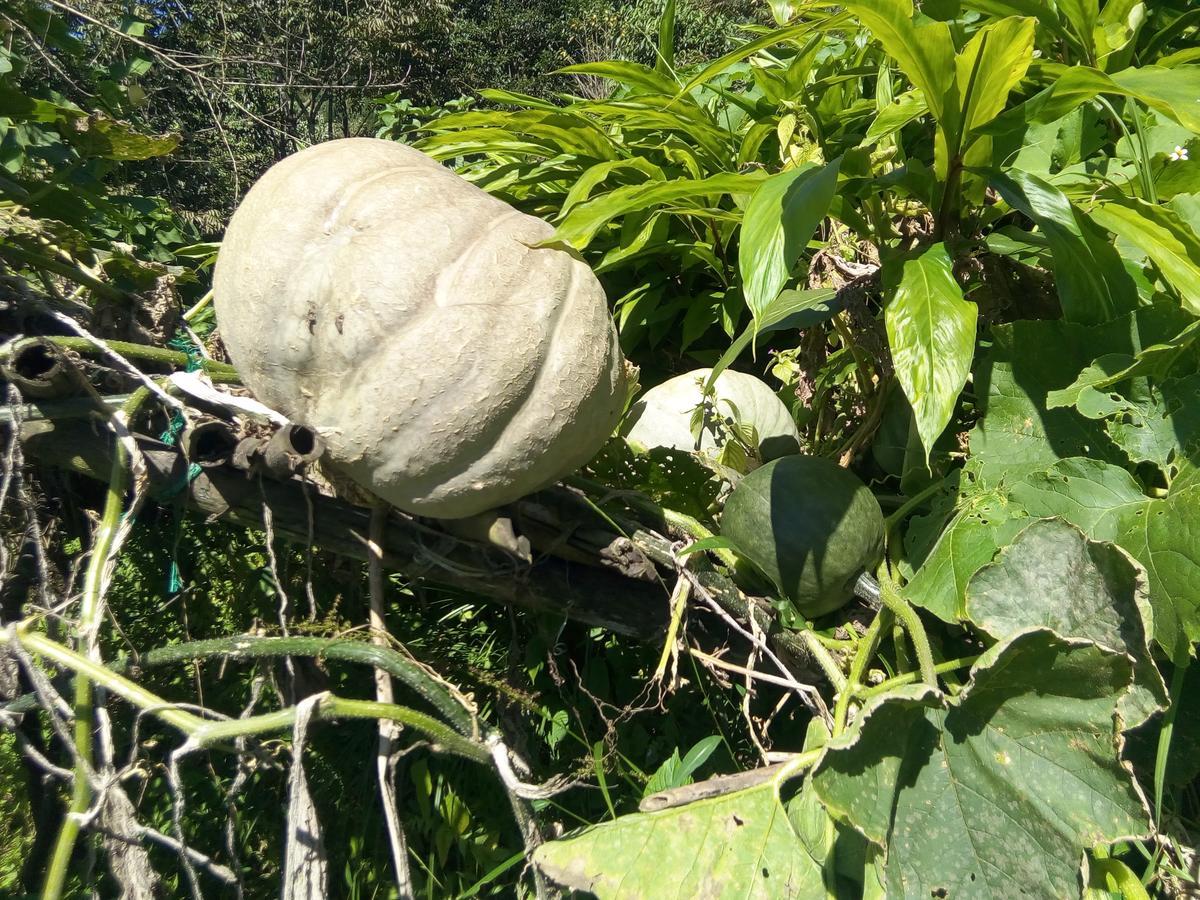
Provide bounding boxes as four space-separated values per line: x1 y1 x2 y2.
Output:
159 329 207 594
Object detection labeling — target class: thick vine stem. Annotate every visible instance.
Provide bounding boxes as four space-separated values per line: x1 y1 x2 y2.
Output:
874 565 937 689
134 635 477 738
856 655 979 701
0 335 241 383
12 629 490 764
832 608 892 736
41 388 149 900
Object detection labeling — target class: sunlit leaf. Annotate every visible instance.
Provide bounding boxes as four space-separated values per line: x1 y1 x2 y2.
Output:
885 243 977 463
964 517 1165 726
555 61 679 96
738 157 840 324
553 172 766 250
1089 195 1200 316
814 631 1150 899
843 0 956 124
534 774 827 898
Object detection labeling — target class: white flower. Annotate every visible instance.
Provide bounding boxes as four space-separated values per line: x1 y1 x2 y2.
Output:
1168 146 1190 162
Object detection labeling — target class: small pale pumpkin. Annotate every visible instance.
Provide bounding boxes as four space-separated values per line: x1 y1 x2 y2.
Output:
621 368 800 464
214 138 625 518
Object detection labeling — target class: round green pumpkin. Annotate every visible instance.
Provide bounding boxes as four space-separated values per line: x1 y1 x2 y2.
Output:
720 455 884 617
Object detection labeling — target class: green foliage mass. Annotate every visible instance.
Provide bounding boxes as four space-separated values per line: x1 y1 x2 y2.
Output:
3 0 1200 898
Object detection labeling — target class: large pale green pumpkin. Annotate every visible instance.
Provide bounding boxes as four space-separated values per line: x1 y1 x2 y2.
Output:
214 138 625 518
721 455 884 617
621 368 800 463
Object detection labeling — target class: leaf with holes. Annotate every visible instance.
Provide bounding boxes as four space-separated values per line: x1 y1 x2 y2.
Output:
813 631 1150 899
533 776 828 898
1011 458 1200 652
964 517 1165 727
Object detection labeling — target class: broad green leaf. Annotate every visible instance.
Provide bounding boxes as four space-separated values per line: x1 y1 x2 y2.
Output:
884 243 977 463
902 485 1029 622
967 306 1194 488
1010 458 1200 651
556 61 679 96
739 158 840 324
552 171 766 250
1072 374 1200 478
1089 196 1200 316
989 170 1137 324
843 0 956 124
956 17 1037 138
1057 0 1100 55
992 65 1200 136
861 89 927 146
1110 486 1200 652
964 517 1165 727
533 775 827 898
1009 457 1147 541
814 631 1150 900
1045 354 1143 410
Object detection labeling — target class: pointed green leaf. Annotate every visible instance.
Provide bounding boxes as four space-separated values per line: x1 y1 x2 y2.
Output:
656 0 676 75
991 65 1200 136
555 61 679 96
552 171 766 250
843 0 956 123
957 17 1037 139
706 288 841 389
1058 0 1100 55
1089 196 1200 316
739 158 840 324
885 243 978 462
814 630 1150 900
990 170 1138 324
678 17 846 95
861 90 927 146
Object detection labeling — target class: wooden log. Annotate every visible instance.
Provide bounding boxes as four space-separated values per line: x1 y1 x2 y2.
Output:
17 419 672 639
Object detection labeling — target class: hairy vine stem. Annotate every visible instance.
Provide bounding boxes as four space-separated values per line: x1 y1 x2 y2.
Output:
12 629 491 764
832 608 892 736
874 565 937 688
41 388 149 900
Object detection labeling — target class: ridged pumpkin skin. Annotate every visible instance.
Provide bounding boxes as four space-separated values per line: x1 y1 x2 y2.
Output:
213 138 625 518
720 455 884 617
622 368 800 462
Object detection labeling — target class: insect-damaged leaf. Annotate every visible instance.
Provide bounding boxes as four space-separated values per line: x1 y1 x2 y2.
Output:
813 631 1150 899
533 776 828 898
